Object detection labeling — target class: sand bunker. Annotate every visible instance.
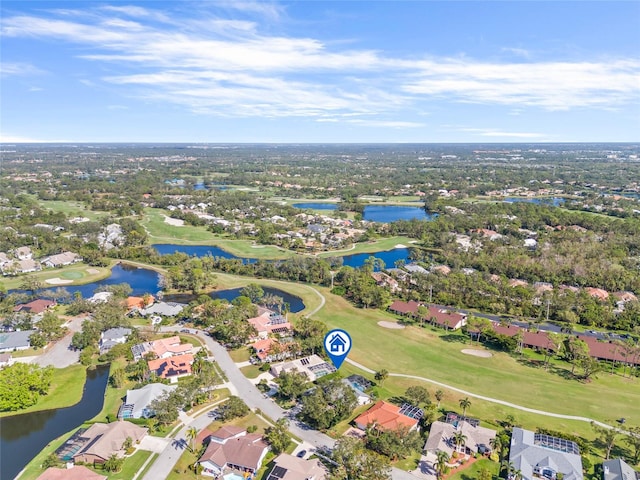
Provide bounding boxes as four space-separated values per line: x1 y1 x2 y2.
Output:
461 349 492 358
86 268 100 274
163 215 184 226
394 244 408 249
45 278 73 285
378 321 405 329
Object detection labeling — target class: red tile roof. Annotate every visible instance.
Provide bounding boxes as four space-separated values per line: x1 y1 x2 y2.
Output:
354 400 418 432
148 353 194 379
14 299 56 314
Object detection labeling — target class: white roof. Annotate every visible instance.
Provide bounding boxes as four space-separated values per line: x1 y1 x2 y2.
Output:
124 383 176 418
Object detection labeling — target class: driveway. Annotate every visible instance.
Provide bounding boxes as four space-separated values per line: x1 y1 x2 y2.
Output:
158 327 419 480
31 316 84 368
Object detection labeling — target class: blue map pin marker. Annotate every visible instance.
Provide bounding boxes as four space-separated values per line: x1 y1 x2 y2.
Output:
324 329 352 369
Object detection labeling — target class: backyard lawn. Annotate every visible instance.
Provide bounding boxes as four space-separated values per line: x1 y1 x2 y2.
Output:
0 364 87 418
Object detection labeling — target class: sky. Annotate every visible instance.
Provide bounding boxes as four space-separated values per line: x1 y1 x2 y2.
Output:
1 1 639 143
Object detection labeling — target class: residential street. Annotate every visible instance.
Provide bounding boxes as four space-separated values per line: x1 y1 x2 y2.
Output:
153 327 419 480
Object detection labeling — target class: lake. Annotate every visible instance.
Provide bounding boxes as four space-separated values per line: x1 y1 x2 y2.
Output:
0 365 110 480
363 205 435 223
292 202 338 211
152 244 253 261
152 243 412 270
166 286 304 313
339 248 411 269
503 197 565 207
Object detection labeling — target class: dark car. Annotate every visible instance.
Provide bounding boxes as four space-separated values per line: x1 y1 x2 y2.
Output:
296 450 307 458
180 329 191 333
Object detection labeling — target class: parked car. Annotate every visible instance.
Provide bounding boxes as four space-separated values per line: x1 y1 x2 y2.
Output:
296 450 307 458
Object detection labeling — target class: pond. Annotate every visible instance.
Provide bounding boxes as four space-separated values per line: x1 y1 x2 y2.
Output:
292 202 338 211
152 244 255 262
363 205 435 223
0 365 110 480
166 286 304 313
339 248 411 269
152 243 412 270
503 197 565 207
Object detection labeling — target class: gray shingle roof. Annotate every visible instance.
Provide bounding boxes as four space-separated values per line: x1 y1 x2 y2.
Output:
509 427 583 480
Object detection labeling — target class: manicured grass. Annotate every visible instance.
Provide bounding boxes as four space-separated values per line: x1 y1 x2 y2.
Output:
0 364 87 418
88 360 128 423
447 458 500 480
166 449 199 480
313 286 640 431
1 262 113 290
240 364 263 379
37 199 106 220
102 450 152 480
229 347 252 363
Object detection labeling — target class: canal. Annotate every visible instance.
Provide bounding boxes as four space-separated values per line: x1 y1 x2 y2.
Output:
0 365 110 480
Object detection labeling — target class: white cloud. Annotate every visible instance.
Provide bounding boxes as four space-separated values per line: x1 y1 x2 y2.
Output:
455 127 551 139
2 4 639 124
1 62 43 77
404 59 640 110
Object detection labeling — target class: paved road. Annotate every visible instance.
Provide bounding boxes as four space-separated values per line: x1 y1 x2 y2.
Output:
29 316 84 368
156 327 417 480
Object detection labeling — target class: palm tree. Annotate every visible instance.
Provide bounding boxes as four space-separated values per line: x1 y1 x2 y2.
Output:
490 435 503 460
459 397 472 419
435 389 444 408
435 450 450 479
375 369 389 386
452 432 467 453
501 460 516 479
186 426 198 453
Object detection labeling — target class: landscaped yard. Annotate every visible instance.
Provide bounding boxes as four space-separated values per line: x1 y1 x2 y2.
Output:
447 458 499 480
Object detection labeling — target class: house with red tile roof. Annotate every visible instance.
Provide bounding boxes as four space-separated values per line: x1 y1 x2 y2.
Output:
354 400 418 432
132 335 193 360
13 299 56 314
148 353 194 382
246 309 292 339
585 287 610 301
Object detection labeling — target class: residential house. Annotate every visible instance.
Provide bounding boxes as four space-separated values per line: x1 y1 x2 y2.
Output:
147 353 194 383
197 429 269 477
251 338 293 363
427 306 467 330
118 383 177 419
99 327 132 354
0 353 12 367
270 354 336 382
585 287 610 301
41 251 82 268
140 301 186 317
36 466 107 480
0 330 36 353
72 421 147 465
14 299 56 314
14 246 33 260
388 300 421 317
603 458 639 480
132 335 193 360
4 258 41 274
354 400 419 432
209 425 247 444
126 295 155 313
247 308 292 339
265 453 328 480
371 272 400 292
509 427 583 480
424 419 496 457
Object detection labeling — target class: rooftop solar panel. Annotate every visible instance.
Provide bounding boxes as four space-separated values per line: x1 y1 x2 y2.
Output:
269 465 288 479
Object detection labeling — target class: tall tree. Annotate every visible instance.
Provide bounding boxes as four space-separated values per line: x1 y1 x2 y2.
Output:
459 397 472 418
331 437 391 480
374 369 389 387
591 422 618 460
265 418 291 455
